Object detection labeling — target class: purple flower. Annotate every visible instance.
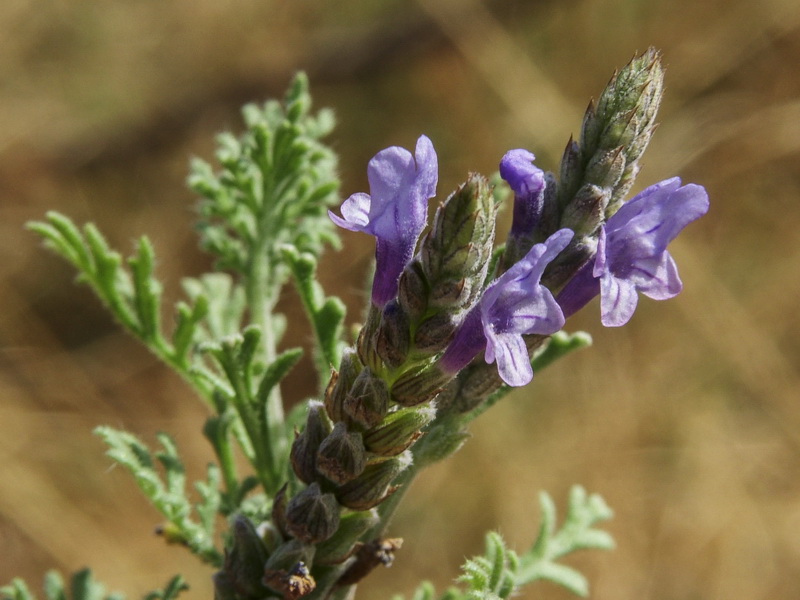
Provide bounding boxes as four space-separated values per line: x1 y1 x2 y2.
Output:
329 135 438 307
440 228 573 387
557 177 709 326
499 149 546 239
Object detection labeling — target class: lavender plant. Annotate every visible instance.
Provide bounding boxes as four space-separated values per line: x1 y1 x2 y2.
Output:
3 49 708 600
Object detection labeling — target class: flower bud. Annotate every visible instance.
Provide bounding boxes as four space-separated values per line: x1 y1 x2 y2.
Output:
390 364 452 406
271 484 289 539
561 183 611 236
344 367 390 429
558 49 664 231
375 300 410 369
363 405 436 456
421 175 496 290
413 311 460 354
395 174 497 360
429 277 471 308
264 538 315 572
285 482 341 544
324 349 361 423
290 401 332 484
214 515 270 600
397 262 429 320
357 306 383 372
316 422 367 484
584 147 626 191
335 451 413 510
315 509 380 565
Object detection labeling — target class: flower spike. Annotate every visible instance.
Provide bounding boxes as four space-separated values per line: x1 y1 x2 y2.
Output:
329 135 438 307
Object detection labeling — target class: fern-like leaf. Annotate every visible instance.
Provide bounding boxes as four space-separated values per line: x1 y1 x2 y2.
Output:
94 427 222 566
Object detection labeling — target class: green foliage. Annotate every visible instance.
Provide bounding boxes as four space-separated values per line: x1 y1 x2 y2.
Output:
188 72 340 283
27 213 216 400
399 487 614 600
281 246 347 383
200 328 303 494
517 486 614 596
25 73 345 561
94 427 223 566
0 571 186 600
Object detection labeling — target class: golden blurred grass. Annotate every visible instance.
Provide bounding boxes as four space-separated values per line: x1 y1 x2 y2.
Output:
2 0 800 598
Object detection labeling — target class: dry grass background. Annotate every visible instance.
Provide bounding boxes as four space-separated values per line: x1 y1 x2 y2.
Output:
1 0 799 598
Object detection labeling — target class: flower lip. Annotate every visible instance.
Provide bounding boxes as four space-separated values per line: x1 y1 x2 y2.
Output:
329 135 438 307
480 228 572 386
440 228 573 387
556 177 709 327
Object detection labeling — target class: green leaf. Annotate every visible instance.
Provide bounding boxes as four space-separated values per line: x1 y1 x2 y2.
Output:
94 427 222 566
141 576 188 600
516 487 614 596
1 578 36 600
127 237 162 342
281 245 345 381
3 572 186 600
43 572 66 600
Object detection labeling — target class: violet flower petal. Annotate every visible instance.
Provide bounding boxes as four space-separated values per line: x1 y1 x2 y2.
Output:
480 228 572 385
499 149 546 240
595 177 709 326
329 135 438 307
439 229 573 386
557 178 708 325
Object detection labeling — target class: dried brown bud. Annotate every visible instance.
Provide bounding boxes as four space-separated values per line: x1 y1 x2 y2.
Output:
316 422 367 484
263 540 316 600
336 538 403 586
263 562 316 600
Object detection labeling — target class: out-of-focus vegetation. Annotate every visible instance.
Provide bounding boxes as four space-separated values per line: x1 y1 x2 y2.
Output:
1 1 799 598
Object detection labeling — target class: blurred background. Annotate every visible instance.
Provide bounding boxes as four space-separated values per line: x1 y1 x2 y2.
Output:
1 0 799 598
